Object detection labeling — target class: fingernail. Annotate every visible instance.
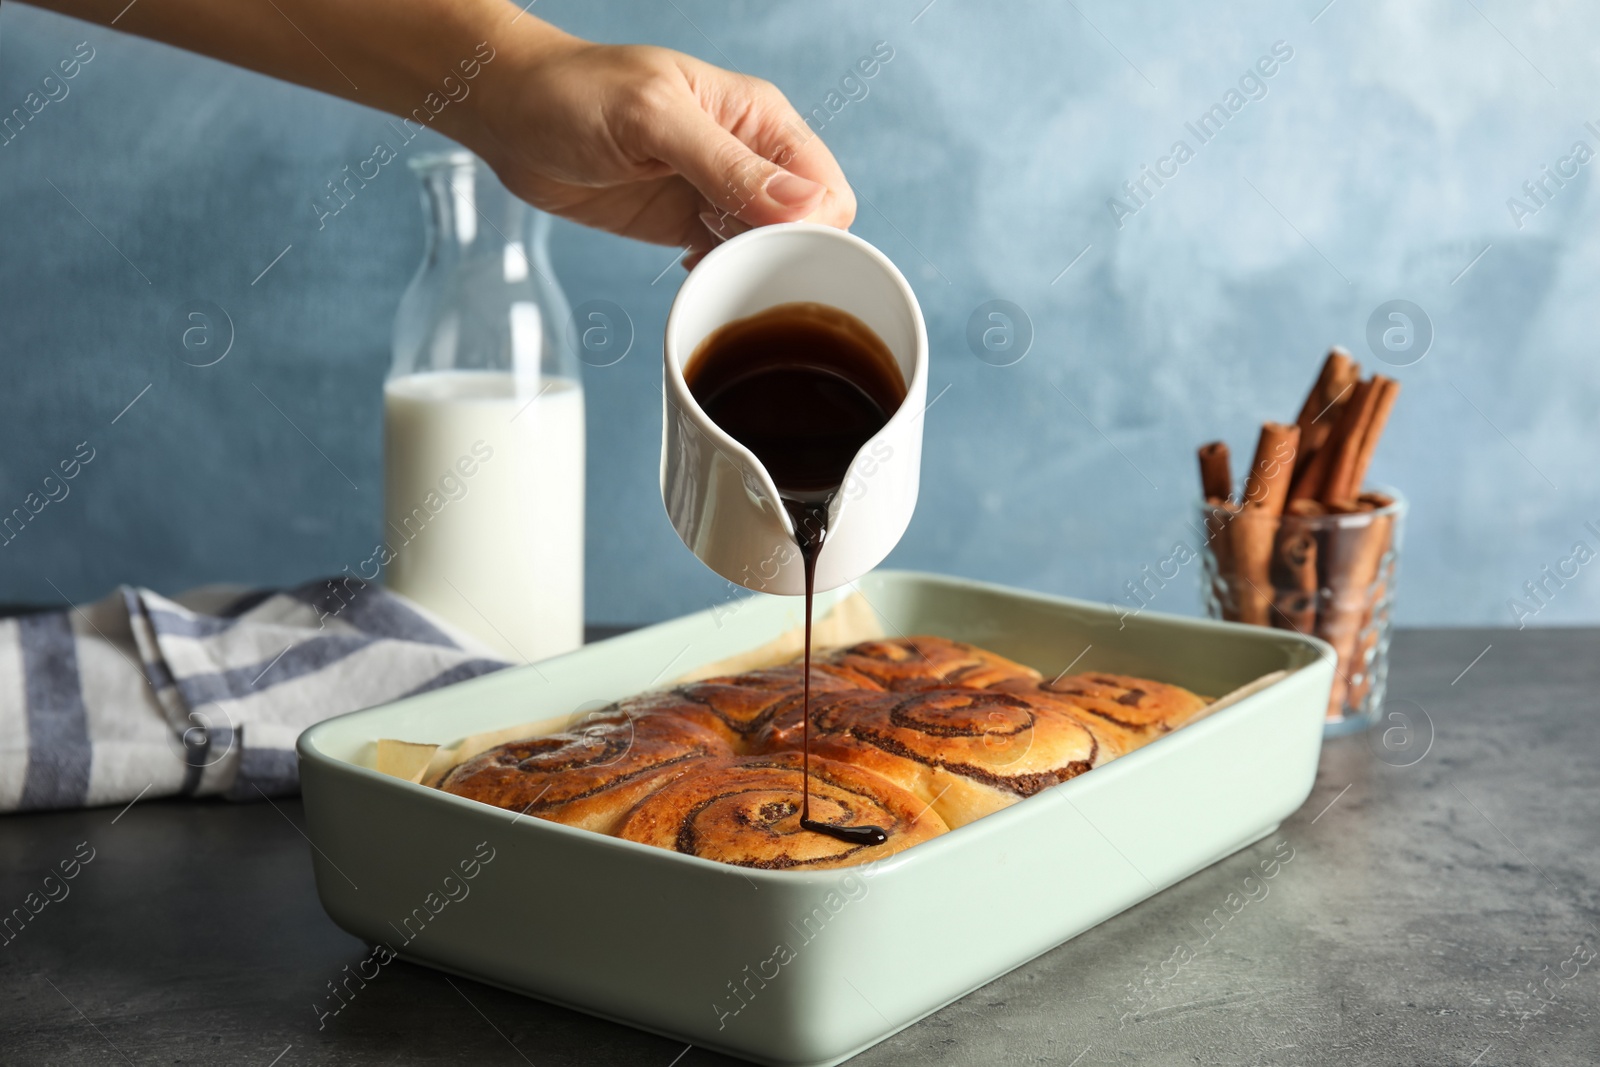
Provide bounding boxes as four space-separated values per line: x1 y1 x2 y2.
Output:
765 170 824 209
699 211 731 241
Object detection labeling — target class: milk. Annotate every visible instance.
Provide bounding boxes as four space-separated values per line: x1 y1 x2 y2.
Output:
383 371 584 662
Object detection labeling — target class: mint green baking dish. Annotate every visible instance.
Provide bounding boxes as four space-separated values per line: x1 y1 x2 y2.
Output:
297 570 1332 1066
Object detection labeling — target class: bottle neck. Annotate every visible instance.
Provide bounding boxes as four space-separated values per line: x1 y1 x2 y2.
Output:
421 163 506 247
417 165 558 292
394 156 575 383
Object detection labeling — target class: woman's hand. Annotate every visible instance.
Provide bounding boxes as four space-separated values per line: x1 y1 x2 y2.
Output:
27 0 855 267
473 31 856 267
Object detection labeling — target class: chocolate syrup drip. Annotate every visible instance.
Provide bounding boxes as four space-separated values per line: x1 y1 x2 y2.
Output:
687 303 905 847
789 499 888 848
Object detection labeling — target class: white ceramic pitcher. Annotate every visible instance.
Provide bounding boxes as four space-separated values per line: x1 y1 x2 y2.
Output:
661 223 929 596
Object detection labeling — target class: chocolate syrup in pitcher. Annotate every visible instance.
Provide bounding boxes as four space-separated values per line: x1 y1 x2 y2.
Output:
685 301 906 846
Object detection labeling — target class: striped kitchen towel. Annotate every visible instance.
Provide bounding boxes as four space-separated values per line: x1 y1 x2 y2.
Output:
0 578 510 813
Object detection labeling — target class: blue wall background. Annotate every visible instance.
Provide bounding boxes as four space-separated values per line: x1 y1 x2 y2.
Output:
1 0 1596 627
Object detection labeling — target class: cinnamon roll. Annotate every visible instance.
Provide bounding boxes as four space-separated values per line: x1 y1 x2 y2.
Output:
433 636 1212 868
821 636 1041 691
439 709 733 834
991 672 1209 749
752 686 1117 829
614 753 947 870
657 662 884 746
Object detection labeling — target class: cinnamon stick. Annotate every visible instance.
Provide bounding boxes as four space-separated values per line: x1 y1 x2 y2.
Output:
1194 348 1403 723
1293 348 1355 424
1270 522 1318 634
1332 376 1400 505
1290 378 1372 503
1318 378 1388 508
1198 441 1233 502
1231 422 1301 627
1241 422 1300 514
1277 499 1327 633
1228 508 1279 626
1292 348 1360 481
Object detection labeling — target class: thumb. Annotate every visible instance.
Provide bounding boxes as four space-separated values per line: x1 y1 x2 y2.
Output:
648 103 827 226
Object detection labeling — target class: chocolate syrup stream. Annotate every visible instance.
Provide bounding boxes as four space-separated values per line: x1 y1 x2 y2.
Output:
685 303 904 848
789 498 888 848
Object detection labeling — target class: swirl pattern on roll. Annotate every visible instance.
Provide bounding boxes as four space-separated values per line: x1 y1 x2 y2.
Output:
820 636 1041 692
436 637 1213 864
663 662 882 743
752 686 1114 828
439 710 733 834
989 671 1209 747
614 753 948 870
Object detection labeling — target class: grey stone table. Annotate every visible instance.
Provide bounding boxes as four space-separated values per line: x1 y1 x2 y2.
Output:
2 628 1596 1066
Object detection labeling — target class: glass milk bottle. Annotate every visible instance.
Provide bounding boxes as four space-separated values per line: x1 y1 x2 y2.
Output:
384 151 584 662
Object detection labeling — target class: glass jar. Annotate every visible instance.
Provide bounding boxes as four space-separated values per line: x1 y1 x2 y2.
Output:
1198 489 1406 735
383 151 584 662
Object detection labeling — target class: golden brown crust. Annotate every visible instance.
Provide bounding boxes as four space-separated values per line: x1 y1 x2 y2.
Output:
990 672 1209 745
819 636 1041 692
750 686 1116 829
438 710 733 834
434 637 1207 866
660 663 884 745
613 753 948 870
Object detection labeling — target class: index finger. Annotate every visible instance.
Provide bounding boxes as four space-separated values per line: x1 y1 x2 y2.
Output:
701 74 857 231
751 92 857 230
